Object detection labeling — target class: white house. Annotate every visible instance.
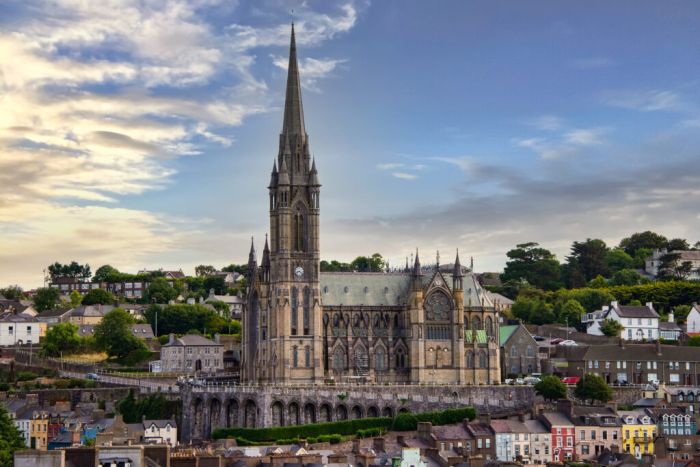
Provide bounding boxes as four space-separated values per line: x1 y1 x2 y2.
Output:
646 249 700 280
686 303 700 336
142 419 177 446
584 301 659 341
0 312 46 346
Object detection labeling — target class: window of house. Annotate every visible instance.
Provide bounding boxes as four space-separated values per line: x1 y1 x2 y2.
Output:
580 431 585 441
567 437 573 447
485 439 491 448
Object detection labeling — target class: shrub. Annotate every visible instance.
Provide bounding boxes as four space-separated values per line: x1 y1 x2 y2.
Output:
15 371 38 382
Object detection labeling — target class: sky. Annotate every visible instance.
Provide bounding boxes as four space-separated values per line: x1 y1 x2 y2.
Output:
2 0 700 288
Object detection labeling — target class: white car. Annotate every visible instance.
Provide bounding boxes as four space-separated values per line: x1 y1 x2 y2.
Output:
505 378 514 385
523 376 541 385
558 339 578 346
515 378 525 385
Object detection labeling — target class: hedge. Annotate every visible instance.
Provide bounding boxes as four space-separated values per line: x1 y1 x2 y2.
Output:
213 406 477 441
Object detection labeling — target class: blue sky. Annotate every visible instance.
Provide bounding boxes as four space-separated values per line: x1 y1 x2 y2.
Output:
1 0 700 287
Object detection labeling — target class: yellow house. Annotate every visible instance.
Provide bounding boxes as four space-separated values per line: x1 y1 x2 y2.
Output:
29 410 49 450
618 410 656 459
68 305 115 326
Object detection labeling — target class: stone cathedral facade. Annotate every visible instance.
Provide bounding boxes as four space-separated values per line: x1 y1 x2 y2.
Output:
241 26 500 386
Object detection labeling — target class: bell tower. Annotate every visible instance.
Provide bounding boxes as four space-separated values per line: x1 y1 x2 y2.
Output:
263 24 323 383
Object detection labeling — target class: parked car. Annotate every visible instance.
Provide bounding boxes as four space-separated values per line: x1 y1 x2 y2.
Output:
523 376 541 385
86 373 99 381
515 378 525 385
557 339 578 346
505 378 514 385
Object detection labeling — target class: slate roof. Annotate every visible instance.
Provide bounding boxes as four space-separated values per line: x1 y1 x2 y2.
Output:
659 321 681 331
541 412 573 427
0 311 38 322
37 308 72 318
431 424 471 439
143 419 176 429
613 304 659 319
71 304 116 317
523 419 549 434
583 344 700 362
163 334 221 347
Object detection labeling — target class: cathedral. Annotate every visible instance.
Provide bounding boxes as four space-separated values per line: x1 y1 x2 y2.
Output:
241 25 501 386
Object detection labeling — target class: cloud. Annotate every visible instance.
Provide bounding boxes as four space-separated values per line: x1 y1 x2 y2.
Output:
376 162 426 180
516 126 609 160
272 56 347 90
604 89 683 112
570 57 614 69
564 127 607 145
391 172 418 180
528 115 564 131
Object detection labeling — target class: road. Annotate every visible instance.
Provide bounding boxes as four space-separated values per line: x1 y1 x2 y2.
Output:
59 370 180 393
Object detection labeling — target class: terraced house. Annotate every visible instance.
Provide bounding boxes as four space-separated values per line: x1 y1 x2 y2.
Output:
619 410 656 459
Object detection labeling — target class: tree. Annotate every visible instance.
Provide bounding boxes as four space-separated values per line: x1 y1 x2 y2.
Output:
611 269 645 286
0 285 24 300
82 288 115 306
221 264 247 275
350 253 385 272
567 239 610 283
33 287 61 312
92 265 120 282
117 391 178 423
667 238 690 251
320 260 351 272
41 323 81 357
195 265 217 277
47 261 91 281
588 275 608 288
0 403 25 467
574 373 613 404
535 375 567 401
600 319 624 337
605 248 635 273
619 231 668 256
69 290 83 307
557 299 586 328
93 308 145 359
688 336 700 347
145 277 178 304
672 305 692 324
511 297 556 324
501 242 562 291
658 253 694 280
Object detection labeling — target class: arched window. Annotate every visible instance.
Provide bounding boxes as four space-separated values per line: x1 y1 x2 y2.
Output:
479 350 487 369
395 348 406 368
375 347 386 371
332 347 347 370
485 316 493 336
472 316 482 330
303 286 310 335
292 346 298 368
293 205 306 252
510 346 518 357
291 287 298 335
304 347 311 368
466 350 475 369
425 291 451 322
526 345 534 357
355 346 368 372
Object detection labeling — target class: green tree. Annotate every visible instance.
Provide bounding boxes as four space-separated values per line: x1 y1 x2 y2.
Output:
350 253 385 272
588 275 608 288
195 265 217 277
557 299 586 328
632 248 653 269
619 231 668 256
600 319 624 337
0 403 25 467
92 265 120 282
69 290 83 307
93 308 145 359
658 253 694 280
320 260 351 272
47 261 91 281
688 336 700 347
145 277 178 304
605 248 635 273
116 390 178 423
672 305 692 324
33 287 61 312
534 375 567 401
0 285 24 300
511 297 555 324
611 269 645 286
501 242 562 291
41 323 81 357
221 264 247 275
574 373 613 404
567 239 610 282
667 238 690 251
82 288 115 306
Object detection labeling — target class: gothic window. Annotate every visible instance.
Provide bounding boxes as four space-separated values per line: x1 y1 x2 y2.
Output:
510 346 518 357
394 314 400 328
375 347 386 371
355 346 368 372
332 347 347 370
472 316 482 330
292 346 298 368
303 286 310 335
425 292 451 322
485 316 493 336
293 205 306 252
304 346 311 368
478 350 487 369
291 287 298 335
395 348 406 369
464 316 469 330
466 350 475 369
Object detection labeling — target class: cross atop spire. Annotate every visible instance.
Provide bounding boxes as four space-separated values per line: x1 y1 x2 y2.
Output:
281 23 306 139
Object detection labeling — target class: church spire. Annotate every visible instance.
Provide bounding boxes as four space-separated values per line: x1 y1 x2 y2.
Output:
282 23 306 139
413 248 422 276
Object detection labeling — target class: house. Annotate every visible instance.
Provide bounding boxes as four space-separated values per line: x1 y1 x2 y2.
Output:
49 277 99 294
0 312 46 346
570 406 622 460
142 419 177 446
578 342 700 385
77 323 154 340
69 304 116 325
491 419 530 463
618 410 656 459
659 312 682 341
465 416 496 460
539 404 575 462
206 289 245 318
0 299 37 315
500 324 540 379
646 249 700 281
661 386 700 414
646 407 696 436
138 268 186 280
523 419 551 466
584 301 660 341
104 281 149 299
35 308 73 326
160 334 224 373
686 303 700 336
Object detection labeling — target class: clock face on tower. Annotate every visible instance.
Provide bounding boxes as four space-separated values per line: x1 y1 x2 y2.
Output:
294 266 304 277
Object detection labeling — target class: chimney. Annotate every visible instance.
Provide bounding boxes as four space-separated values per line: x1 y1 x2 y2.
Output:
668 312 674 323
373 437 385 453
611 301 618 309
26 393 39 406
557 399 574 418
646 302 653 310
517 412 525 423
602 305 609 312
214 333 220 344
71 428 81 445
417 422 432 440
169 333 175 345
478 412 491 426
656 339 662 356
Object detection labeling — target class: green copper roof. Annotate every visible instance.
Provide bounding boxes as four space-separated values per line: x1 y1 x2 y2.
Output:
499 325 519 345
464 329 488 344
